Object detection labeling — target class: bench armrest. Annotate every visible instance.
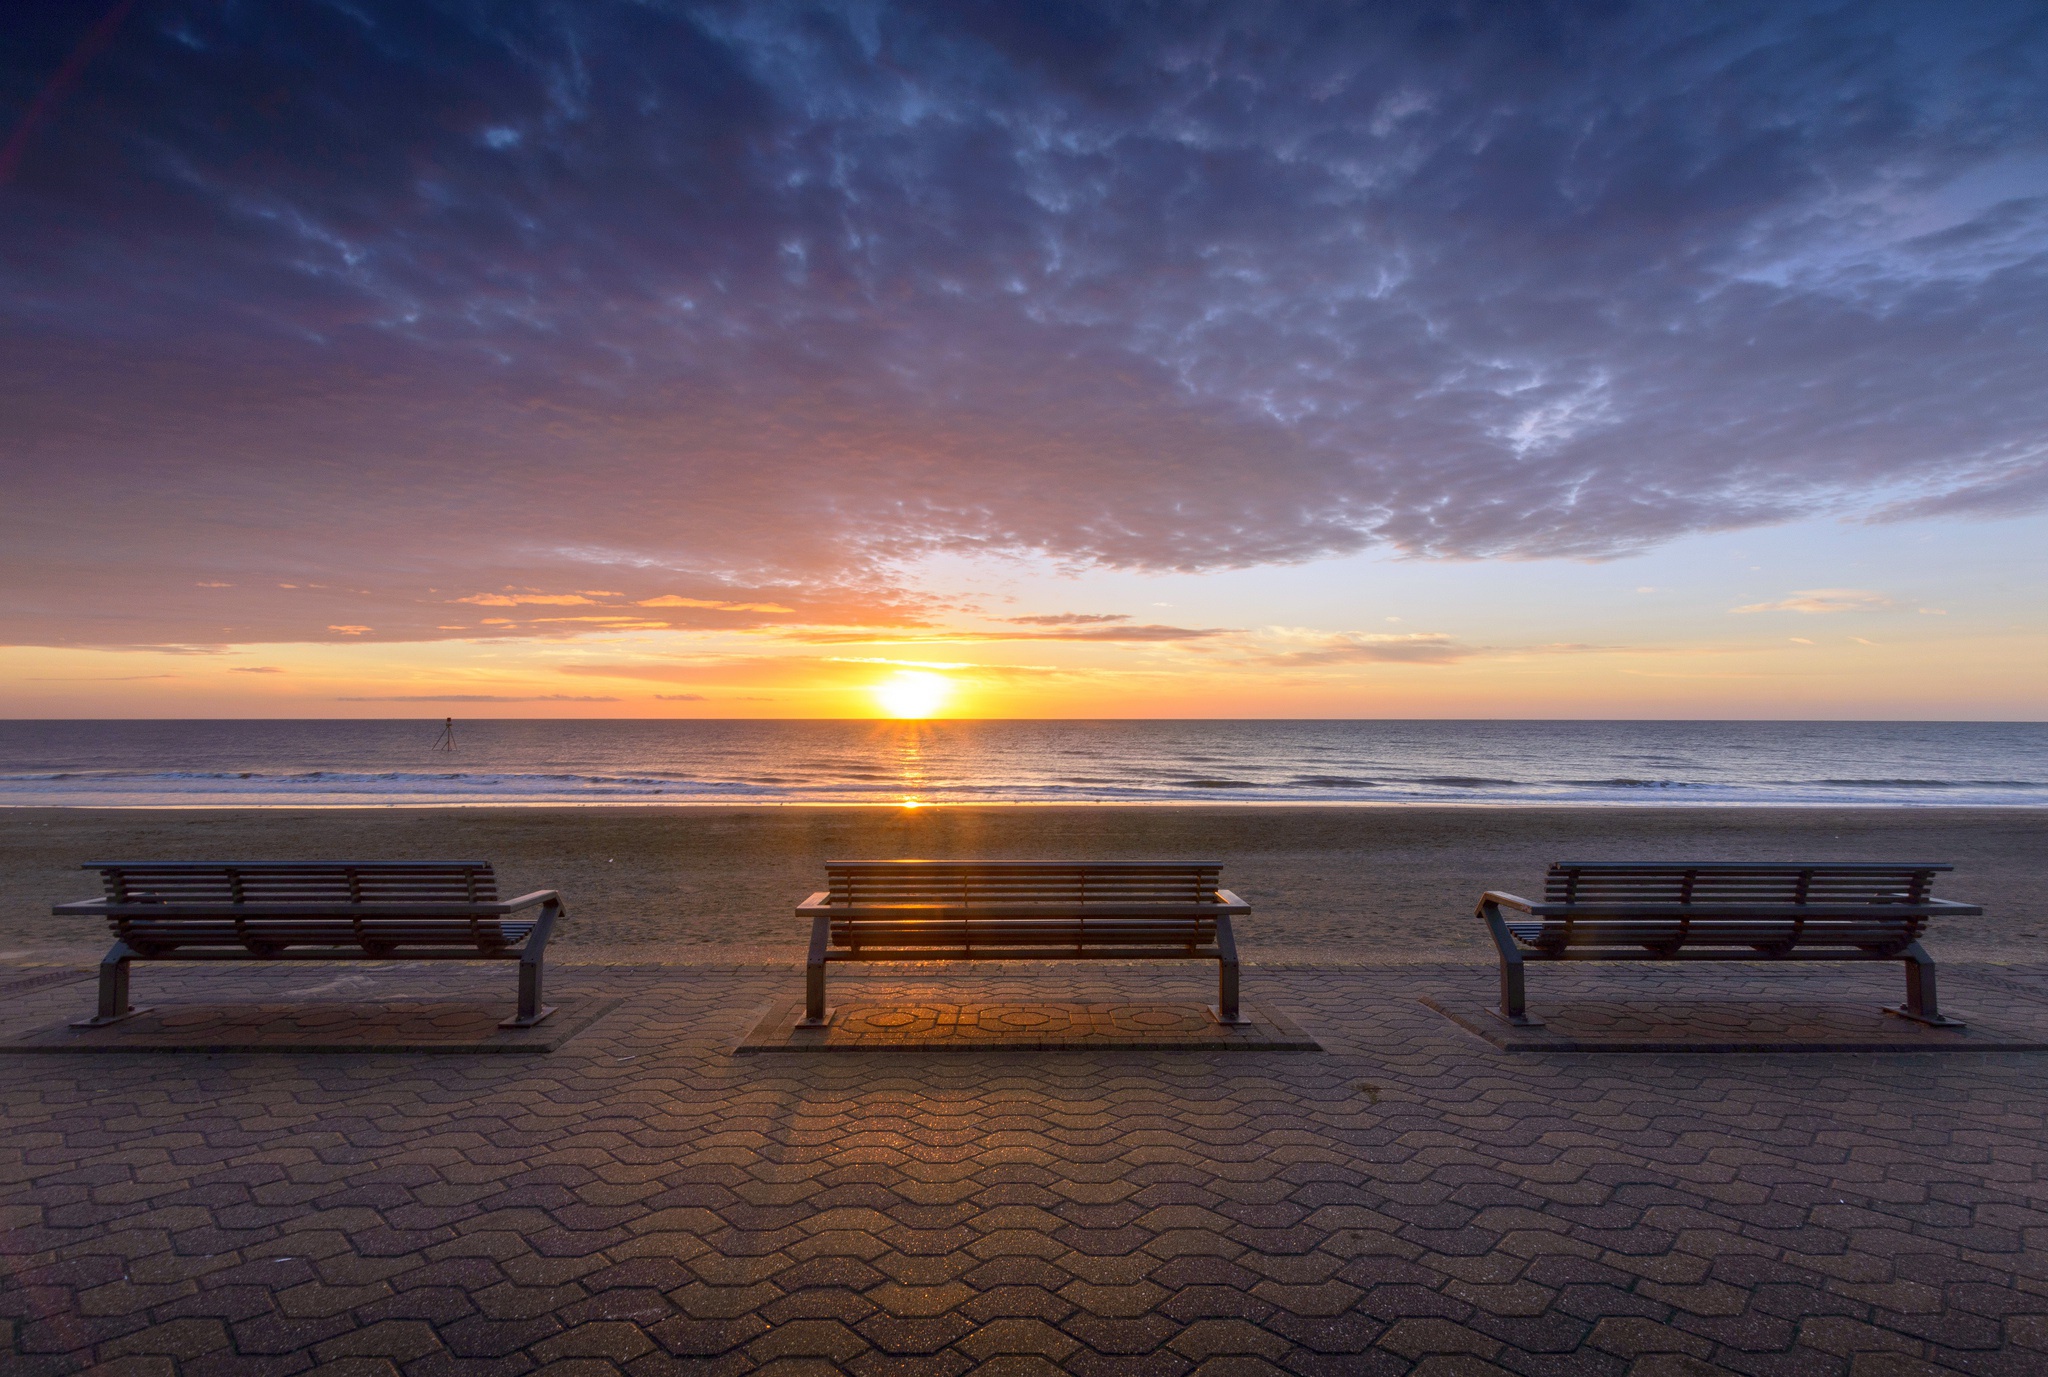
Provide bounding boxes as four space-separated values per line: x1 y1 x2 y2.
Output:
499 890 561 913
1482 891 1540 913
1213 890 1250 913
53 898 112 917
797 891 833 916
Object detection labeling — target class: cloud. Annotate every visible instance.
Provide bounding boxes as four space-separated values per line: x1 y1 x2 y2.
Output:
637 596 796 613
1872 445 2048 522
1242 630 1641 667
228 666 283 673
456 593 600 607
1005 614 1131 627
1731 589 1894 614
335 693 621 702
653 693 706 701
4 2 2047 646
456 588 799 613
784 624 1233 644
560 654 1067 686
558 659 796 685
1258 632 1478 666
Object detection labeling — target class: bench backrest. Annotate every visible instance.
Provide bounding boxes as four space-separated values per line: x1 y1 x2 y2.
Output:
1544 861 1948 907
88 861 499 906
822 860 1224 907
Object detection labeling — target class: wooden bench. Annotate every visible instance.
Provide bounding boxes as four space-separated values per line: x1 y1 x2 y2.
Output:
797 860 1252 1026
1477 861 1982 1028
54 861 565 1029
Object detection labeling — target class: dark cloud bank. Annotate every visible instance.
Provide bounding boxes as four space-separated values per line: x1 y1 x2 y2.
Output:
3 0 2046 645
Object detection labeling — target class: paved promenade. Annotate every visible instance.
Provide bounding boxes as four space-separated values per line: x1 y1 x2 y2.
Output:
4 960 2048 1376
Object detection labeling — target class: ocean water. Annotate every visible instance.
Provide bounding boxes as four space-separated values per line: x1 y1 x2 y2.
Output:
0 719 2043 807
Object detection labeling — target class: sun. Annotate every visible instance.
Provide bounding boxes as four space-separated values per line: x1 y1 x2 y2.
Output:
872 671 953 719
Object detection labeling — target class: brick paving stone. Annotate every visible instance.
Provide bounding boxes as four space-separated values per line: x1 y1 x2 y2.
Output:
4 960 2048 1373
737 1002 1319 1054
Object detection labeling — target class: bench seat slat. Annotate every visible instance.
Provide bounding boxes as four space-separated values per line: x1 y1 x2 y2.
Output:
57 861 565 1027
800 860 1250 1022
1512 902 1977 920
108 920 536 934
809 902 1245 919
84 860 503 907
1480 859 1980 1025
836 926 1216 944
1506 923 1924 947
823 946 1225 962
61 867 546 948
60 902 539 919
821 859 1227 909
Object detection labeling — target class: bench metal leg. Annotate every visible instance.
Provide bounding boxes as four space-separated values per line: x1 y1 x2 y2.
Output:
1480 900 1543 1028
500 899 560 1028
1887 941 1964 1028
1209 914 1250 1025
72 941 153 1028
799 914 833 1027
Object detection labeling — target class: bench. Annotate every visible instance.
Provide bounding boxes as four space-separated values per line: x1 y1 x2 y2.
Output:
54 861 564 1029
1477 861 1982 1028
797 860 1251 1026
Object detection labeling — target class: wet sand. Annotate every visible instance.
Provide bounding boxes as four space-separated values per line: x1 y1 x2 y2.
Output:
3 805 2039 965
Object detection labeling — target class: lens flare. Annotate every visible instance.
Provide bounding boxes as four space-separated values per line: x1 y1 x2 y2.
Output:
873 671 952 719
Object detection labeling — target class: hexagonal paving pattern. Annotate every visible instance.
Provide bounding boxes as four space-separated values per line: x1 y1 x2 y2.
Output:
3 957 2047 1375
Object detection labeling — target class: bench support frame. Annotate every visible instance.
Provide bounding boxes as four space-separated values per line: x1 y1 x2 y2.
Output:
1209 915 1247 1025
1479 897 1964 1028
801 914 835 1027
65 894 565 1030
499 898 561 1028
801 914 1247 1027
1480 901 1542 1028
72 941 154 1028
1886 942 1960 1027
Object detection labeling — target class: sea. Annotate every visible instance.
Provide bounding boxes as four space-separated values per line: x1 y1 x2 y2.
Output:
0 719 2043 808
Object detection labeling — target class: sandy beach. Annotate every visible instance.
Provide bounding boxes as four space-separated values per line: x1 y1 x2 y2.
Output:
3 804 2039 965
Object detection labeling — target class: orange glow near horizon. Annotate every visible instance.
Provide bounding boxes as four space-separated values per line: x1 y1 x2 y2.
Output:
872 670 954 718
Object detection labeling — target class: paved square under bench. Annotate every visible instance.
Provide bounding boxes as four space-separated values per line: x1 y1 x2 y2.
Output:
1424 994 2048 1053
736 997 1321 1052
0 993 624 1053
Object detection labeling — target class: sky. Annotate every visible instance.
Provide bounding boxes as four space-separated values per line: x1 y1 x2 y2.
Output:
4 0 2047 719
